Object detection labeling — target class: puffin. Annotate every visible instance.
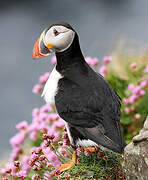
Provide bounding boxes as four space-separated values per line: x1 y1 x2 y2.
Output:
32 22 126 171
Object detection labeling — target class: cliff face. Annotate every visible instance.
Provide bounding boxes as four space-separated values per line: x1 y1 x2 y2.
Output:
123 116 148 180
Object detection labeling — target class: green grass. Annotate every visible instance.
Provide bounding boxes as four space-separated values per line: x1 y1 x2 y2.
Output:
60 150 124 180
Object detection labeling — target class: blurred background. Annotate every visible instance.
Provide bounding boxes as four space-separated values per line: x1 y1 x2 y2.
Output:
0 0 148 157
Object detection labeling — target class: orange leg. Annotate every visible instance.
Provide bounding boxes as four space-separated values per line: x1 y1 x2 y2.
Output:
57 150 78 172
84 146 99 153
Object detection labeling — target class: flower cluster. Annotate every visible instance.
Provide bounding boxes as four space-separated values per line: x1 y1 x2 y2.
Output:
115 61 148 139
123 62 148 117
124 80 147 114
99 56 112 77
1 103 68 179
32 72 50 94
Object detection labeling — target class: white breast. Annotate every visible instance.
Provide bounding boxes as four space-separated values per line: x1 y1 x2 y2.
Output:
41 67 63 104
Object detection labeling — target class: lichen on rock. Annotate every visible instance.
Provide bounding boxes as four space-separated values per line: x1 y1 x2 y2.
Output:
123 116 148 180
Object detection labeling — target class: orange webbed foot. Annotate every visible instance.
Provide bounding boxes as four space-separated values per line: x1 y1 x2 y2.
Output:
57 161 74 172
57 150 78 172
84 146 99 153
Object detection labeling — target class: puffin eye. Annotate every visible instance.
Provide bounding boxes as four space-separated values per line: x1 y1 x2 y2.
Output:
53 29 60 36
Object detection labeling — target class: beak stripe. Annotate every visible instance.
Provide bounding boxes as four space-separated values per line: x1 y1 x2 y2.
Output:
40 38 51 55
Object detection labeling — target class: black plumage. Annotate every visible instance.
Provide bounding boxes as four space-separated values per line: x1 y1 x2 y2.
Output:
54 31 126 154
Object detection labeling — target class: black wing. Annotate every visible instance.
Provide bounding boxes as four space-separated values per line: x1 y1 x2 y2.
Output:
55 63 126 153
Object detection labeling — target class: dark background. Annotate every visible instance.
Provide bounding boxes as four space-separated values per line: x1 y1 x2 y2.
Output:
0 0 148 157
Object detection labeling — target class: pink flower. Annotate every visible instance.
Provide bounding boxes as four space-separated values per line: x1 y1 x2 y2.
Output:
144 65 148 73
53 120 65 130
12 146 22 154
10 153 18 162
39 76 46 84
0 168 6 175
62 132 68 140
76 147 82 156
52 132 60 142
10 132 26 147
139 90 145 97
39 112 47 121
30 153 39 162
22 165 30 174
134 113 141 120
130 62 137 72
30 131 38 140
39 123 50 132
128 84 134 91
32 84 42 94
16 170 27 179
53 169 60 176
58 147 67 155
85 57 99 66
93 58 99 66
140 80 147 88
128 94 138 104
47 114 59 122
40 104 53 113
43 148 61 167
41 140 49 149
32 174 42 180
85 57 92 65
32 108 40 118
132 85 141 94
35 147 42 154
10 146 22 161
28 122 39 132
124 107 130 114
22 156 29 164
99 65 107 77
39 73 50 84
30 147 37 154
16 121 28 130
103 56 112 64
123 98 129 105
6 163 18 173
44 72 50 81
51 56 57 65
91 57 99 66
43 172 52 180
65 173 71 180
32 117 41 123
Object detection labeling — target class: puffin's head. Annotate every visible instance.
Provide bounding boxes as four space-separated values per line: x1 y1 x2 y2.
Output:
32 22 75 59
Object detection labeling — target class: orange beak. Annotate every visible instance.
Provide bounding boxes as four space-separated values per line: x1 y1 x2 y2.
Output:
32 38 45 59
32 31 53 60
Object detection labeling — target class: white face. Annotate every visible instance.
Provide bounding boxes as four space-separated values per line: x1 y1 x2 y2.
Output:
44 25 75 52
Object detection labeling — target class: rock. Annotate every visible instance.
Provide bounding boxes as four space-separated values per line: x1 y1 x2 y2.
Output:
123 116 148 180
132 116 148 143
144 116 148 130
133 131 148 143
